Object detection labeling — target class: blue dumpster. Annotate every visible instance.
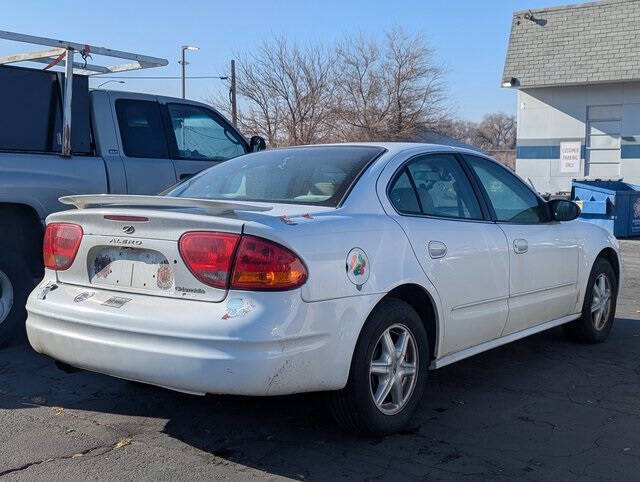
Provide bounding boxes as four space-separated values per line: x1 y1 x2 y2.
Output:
571 180 640 238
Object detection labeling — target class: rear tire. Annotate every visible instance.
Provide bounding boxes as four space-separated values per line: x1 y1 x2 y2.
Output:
564 257 617 344
329 298 429 436
0 255 31 348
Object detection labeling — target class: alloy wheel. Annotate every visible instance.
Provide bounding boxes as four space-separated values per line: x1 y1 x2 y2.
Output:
369 323 418 415
591 273 612 331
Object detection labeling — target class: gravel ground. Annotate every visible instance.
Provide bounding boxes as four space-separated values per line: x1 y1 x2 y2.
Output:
0 240 639 481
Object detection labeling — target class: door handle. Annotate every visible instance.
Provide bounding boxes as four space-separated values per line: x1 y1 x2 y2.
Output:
180 173 196 180
428 241 447 259
513 239 528 254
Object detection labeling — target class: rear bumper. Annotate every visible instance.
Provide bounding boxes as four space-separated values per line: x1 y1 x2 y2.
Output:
26 277 377 396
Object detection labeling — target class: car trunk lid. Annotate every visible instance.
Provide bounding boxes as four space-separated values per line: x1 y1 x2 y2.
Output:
51 196 275 303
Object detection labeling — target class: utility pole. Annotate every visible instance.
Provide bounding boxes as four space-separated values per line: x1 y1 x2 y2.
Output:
181 48 185 99
230 59 237 126
180 45 199 99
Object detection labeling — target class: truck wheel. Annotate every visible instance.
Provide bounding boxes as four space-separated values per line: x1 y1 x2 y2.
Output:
0 256 30 348
564 257 617 344
328 298 428 435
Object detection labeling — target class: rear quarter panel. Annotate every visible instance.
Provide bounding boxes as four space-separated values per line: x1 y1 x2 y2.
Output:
242 208 445 361
244 212 429 302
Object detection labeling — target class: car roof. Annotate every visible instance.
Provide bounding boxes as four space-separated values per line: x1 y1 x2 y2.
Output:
281 142 486 158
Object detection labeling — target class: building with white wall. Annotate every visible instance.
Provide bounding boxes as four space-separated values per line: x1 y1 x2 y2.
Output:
502 0 640 194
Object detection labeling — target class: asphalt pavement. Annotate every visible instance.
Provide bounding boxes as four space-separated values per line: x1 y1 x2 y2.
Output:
1 240 639 480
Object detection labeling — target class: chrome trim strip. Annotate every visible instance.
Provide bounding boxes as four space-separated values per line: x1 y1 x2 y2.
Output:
451 295 509 311
510 281 576 298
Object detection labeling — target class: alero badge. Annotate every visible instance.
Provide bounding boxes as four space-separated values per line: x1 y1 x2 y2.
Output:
346 247 369 288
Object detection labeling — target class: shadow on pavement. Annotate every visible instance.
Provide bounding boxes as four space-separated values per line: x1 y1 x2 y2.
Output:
2 319 640 479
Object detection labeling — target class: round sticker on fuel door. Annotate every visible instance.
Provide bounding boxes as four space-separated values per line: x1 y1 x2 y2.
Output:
346 247 369 287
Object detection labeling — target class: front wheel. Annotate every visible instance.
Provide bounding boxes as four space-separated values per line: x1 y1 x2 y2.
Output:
329 298 429 435
564 257 618 343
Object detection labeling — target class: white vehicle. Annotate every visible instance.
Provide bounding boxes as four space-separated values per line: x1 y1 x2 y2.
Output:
26 143 622 435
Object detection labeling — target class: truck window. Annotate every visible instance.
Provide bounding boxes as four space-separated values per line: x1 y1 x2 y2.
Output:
167 104 245 161
115 99 169 158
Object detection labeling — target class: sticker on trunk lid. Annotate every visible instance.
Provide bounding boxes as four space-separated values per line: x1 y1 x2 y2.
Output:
74 291 94 303
279 213 315 225
156 264 173 290
93 255 113 279
101 296 132 308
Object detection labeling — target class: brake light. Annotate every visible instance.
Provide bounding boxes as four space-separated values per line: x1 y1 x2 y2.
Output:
43 223 83 270
231 235 307 290
103 215 149 222
179 232 240 288
178 232 308 291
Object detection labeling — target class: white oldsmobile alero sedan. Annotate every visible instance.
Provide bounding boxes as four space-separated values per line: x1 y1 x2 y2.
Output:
26 143 622 435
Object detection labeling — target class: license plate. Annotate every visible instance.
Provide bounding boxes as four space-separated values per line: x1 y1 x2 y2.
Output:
90 247 174 291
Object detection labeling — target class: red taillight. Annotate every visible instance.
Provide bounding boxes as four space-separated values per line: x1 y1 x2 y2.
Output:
178 232 241 289
231 235 307 291
178 232 307 291
43 223 83 270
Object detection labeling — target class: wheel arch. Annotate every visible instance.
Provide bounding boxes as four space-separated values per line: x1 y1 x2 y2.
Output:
371 283 440 362
597 247 620 280
596 247 621 293
0 202 44 279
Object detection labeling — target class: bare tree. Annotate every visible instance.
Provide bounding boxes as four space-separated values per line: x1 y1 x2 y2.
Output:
438 118 478 146
209 29 449 146
210 37 336 147
332 36 389 140
333 28 449 141
439 113 516 151
384 28 448 139
437 113 517 168
475 112 516 150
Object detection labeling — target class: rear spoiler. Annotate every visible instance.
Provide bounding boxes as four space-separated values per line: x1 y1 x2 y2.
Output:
59 195 273 215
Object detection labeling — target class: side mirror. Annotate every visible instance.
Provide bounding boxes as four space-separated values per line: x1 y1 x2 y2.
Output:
248 135 266 152
550 199 581 222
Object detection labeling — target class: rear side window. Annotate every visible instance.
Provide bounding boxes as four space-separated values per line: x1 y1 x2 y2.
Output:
388 170 420 214
388 153 483 220
115 100 169 158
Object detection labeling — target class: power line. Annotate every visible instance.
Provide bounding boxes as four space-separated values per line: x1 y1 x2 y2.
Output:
91 75 228 80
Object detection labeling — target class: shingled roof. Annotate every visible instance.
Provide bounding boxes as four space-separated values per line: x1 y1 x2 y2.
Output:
502 0 640 88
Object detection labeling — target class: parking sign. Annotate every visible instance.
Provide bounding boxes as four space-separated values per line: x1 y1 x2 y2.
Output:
560 142 581 174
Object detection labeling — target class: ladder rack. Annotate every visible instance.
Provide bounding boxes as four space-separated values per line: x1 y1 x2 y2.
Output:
0 30 168 155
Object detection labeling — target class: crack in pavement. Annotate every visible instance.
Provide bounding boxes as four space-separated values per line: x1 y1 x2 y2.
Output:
0 437 135 478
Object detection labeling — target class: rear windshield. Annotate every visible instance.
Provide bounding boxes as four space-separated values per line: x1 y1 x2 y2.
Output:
165 146 384 206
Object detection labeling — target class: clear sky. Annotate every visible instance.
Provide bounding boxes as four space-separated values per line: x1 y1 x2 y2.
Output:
2 0 589 121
